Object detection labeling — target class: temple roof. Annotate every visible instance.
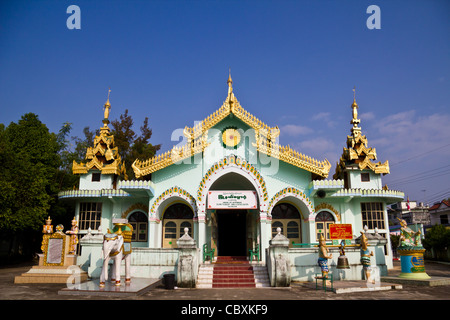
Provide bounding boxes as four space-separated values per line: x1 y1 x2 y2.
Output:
132 75 331 178
333 91 389 179
72 91 127 178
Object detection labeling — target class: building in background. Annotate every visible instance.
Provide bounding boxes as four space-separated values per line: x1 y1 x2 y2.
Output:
388 200 430 227
428 200 450 226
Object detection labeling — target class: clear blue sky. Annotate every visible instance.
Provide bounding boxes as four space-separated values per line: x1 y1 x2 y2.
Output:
1 0 449 205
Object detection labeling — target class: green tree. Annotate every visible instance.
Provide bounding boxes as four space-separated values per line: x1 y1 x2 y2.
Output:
0 114 60 262
110 109 161 179
423 224 450 251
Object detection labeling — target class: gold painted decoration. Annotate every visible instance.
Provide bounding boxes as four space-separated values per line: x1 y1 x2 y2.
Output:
72 90 127 178
315 203 341 222
267 187 314 216
121 203 149 218
150 186 196 216
333 92 390 179
133 76 331 178
222 127 241 148
196 154 269 205
43 232 67 267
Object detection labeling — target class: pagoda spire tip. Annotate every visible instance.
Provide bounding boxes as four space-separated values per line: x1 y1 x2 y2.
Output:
103 88 111 121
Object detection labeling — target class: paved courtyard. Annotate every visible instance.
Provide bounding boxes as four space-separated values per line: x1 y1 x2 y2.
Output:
1 260 449 301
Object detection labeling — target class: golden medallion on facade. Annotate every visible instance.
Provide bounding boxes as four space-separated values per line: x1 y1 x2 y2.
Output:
222 127 241 148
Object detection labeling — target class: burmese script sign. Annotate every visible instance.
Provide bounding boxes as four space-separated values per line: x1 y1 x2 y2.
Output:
46 238 63 264
208 191 257 209
44 234 66 266
329 224 353 240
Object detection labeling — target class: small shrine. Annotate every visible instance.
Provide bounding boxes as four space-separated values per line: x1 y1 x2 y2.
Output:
14 217 88 284
397 218 430 280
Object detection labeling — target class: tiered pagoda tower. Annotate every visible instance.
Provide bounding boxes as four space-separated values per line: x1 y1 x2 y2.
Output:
334 89 389 188
72 90 127 180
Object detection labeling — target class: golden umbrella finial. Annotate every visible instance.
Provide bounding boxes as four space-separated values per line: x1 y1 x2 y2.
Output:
227 68 234 99
351 86 358 120
103 87 111 120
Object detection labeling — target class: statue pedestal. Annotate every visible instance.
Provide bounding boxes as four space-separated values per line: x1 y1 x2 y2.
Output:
15 234 88 284
397 247 431 280
267 230 291 287
176 229 198 288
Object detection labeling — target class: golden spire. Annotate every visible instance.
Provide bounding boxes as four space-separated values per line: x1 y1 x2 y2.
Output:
103 88 111 120
227 68 233 97
350 86 360 134
101 88 112 133
333 87 390 179
351 86 358 119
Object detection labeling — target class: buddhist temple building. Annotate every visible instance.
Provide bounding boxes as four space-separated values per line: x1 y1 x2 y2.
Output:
59 77 404 285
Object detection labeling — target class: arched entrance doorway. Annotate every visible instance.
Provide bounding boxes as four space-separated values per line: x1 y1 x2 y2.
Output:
207 172 259 257
216 209 247 256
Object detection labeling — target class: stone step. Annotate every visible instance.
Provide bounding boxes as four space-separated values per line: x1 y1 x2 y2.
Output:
196 262 271 288
197 265 214 288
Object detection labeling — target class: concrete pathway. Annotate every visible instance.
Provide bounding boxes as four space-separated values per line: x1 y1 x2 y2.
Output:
1 260 449 300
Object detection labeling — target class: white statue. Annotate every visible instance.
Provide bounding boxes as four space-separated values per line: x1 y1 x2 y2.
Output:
99 227 132 287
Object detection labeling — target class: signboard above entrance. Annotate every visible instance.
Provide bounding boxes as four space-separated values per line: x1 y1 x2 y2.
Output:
329 224 353 240
208 191 257 209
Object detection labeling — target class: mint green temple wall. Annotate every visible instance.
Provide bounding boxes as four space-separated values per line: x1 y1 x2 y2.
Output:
79 171 114 190
74 195 151 248
348 170 383 190
313 196 393 269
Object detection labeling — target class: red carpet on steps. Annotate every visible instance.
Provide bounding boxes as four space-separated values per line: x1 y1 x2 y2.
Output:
212 256 256 288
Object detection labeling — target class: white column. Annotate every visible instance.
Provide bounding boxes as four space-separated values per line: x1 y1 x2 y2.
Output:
259 212 270 263
148 220 158 248
197 216 206 250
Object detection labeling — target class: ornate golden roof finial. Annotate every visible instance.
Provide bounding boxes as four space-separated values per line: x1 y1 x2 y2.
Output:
103 87 111 120
351 86 358 118
227 68 233 97
350 86 360 134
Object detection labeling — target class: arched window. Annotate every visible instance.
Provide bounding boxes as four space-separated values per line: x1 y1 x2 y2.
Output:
315 211 335 241
128 211 148 242
162 203 194 248
271 221 283 238
271 203 301 246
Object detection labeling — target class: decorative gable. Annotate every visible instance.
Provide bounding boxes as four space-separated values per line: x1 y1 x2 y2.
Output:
132 75 331 178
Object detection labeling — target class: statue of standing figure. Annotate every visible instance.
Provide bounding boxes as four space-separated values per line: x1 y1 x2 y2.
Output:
317 234 332 278
66 217 79 255
360 231 374 281
42 216 53 234
41 216 54 252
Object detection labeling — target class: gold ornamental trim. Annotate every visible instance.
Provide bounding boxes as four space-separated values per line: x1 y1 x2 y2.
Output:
43 232 66 267
334 96 390 179
121 203 149 218
397 248 426 256
72 93 127 178
315 203 341 222
133 77 330 178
